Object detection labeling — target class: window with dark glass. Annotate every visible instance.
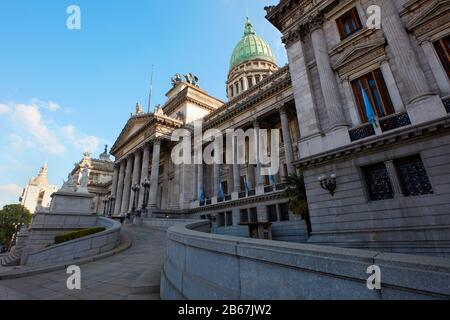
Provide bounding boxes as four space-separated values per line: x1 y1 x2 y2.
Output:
278 203 290 221
394 155 433 197
250 207 258 222
351 69 395 123
336 7 362 40
240 209 248 223
217 213 225 227
267 205 278 222
433 35 450 80
362 163 394 201
226 211 233 226
221 180 228 195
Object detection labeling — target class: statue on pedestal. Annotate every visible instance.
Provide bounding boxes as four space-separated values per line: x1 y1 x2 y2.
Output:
77 165 90 194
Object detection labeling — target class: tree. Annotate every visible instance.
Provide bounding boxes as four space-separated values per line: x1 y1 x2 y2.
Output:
0 204 32 249
284 172 312 236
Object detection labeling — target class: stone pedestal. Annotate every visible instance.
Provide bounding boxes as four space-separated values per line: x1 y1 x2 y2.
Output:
49 191 94 215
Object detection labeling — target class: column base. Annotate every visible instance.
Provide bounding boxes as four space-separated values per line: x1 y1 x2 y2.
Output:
407 93 447 125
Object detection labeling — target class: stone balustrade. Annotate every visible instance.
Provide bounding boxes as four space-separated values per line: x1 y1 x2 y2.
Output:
161 221 450 300
22 217 122 267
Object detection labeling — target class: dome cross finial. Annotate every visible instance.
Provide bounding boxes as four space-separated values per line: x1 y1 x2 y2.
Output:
244 18 256 36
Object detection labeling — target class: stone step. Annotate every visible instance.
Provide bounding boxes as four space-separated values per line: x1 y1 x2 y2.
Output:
0 252 20 267
130 270 161 294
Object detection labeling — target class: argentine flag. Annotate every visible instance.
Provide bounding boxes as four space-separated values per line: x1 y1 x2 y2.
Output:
358 80 376 125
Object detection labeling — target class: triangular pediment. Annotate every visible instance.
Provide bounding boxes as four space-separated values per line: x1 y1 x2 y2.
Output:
407 0 450 30
333 38 386 70
111 114 154 154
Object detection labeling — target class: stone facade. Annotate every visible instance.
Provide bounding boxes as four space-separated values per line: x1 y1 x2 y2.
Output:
69 150 114 215
20 163 58 214
266 0 450 256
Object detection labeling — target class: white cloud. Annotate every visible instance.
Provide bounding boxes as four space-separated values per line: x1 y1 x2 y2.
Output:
30 98 61 111
0 103 11 115
11 103 66 155
0 184 23 208
61 125 102 153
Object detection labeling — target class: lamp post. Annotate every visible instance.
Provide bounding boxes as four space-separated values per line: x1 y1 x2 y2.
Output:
131 184 141 214
141 177 150 218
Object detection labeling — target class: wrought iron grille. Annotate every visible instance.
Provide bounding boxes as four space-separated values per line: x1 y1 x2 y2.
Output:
362 163 394 201
444 97 450 113
264 186 274 193
394 155 433 197
379 112 411 133
349 123 376 142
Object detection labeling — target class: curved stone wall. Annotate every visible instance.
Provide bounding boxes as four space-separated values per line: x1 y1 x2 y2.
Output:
23 217 122 267
161 221 450 300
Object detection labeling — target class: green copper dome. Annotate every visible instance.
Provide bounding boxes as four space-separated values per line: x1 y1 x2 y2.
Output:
229 19 276 70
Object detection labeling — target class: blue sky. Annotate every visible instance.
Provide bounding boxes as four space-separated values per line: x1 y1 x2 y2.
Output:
0 0 286 207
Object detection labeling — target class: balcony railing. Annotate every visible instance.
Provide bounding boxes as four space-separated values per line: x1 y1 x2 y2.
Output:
379 112 411 133
349 123 376 142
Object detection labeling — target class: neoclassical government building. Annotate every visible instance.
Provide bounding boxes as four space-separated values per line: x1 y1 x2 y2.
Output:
107 0 450 256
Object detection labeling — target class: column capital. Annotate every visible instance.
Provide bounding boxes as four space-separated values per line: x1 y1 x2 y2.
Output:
153 137 162 145
253 118 260 128
308 12 325 32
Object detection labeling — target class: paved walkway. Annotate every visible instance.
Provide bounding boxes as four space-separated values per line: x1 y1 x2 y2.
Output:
0 225 167 300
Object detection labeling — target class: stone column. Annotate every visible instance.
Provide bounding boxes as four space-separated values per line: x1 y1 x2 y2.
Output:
114 162 125 215
233 148 241 194
421 40 450 96
138 144 150 209
385 160 403 198
279 105 296 175
380 0 445 122
310 15 347 130
342 78 361 126
128 149 142 212
120 156 133 215
111 165 120 201
380 60 405 112
148 139 161 209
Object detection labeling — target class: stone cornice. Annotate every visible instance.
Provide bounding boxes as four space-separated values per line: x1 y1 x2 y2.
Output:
110 113 183 156
188 191 288 214
204 70 292 130
205 65 290 123
294 117 450 169
163 83 223 116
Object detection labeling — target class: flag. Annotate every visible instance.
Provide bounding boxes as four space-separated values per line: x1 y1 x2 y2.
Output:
218 176 225 199
199 189 205 203
243 176 250 192
358 80 376 125
268 167 277 186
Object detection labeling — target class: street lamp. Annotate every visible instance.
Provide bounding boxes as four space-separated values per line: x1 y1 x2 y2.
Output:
141 177 150 217
131 184 141 214
318 173 337 196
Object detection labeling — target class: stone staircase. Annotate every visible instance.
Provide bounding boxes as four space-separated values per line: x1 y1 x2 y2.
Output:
0 251 21 267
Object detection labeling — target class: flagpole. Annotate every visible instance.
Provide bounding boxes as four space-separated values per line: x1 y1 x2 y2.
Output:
148 64 154 113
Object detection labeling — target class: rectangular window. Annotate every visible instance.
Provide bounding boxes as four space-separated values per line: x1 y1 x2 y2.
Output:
267 205 278 222
226 211 233 226
240 209 248 223
247 76 254 88
278 203 290 221
221 180 228 195
351 69 395 123
394 155 433 197
240 176 246 192
336 7 362 40
433 35 450 80
250 207 258 222
217 213 225 227
362 163 394 201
